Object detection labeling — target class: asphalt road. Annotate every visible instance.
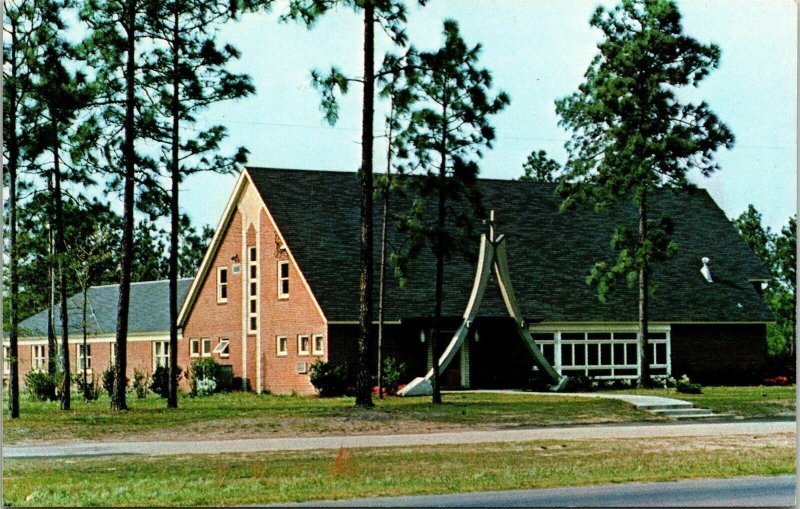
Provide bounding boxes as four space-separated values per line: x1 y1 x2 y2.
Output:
283 475 797 507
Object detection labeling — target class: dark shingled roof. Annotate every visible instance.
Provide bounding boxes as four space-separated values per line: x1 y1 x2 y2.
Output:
247 167 773 324
19 279 194 337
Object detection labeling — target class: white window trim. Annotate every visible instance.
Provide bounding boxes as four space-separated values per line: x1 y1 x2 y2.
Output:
297 334 310 356
312 334 324 356
214 338 230 358
153 341 169 370
278 260 290 299
3 347 8 375
77 344 93 373
248 246 259 334
276 336 288 357
190 338 200 358
201 337 212 358
217 267 228 304
31 345 46 371
110 343 117 367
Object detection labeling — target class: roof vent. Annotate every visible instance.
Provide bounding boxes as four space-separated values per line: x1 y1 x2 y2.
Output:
700 257 713 283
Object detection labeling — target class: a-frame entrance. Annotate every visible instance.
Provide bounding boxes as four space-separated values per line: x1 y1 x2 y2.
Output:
399 212 568 396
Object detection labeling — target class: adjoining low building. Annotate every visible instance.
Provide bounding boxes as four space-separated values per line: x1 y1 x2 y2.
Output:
7 167 773 392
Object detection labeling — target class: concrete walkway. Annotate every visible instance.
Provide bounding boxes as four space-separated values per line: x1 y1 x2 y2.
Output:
5 420 794 459
449 389 696 408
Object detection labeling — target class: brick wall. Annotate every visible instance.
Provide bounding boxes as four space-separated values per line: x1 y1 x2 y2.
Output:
670 323 768 384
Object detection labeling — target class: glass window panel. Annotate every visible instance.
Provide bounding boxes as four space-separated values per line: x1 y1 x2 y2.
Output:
600 343 612 365
532 333 554 342
626 344 637 365
562 332 584 341
574 344 586 365
587 344 599 365
655 343 667 365
561 345 573 366
613 344 625 365
249 247 256 261
588 332 611 340
280 262 289 278
614 332 637 341
647 332 667 340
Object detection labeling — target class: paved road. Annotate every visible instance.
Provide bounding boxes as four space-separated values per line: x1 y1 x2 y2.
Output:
281 475 797 507
4 420 794 458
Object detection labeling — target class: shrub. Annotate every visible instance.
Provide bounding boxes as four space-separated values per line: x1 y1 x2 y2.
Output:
150 365 182 399
24 371 59 401
381 357 406 395
75 374 100 401
132 368 150 399
309 360 348 397
190 358 220 396
101 368 130 398
564 373 593 392
676 374 702 394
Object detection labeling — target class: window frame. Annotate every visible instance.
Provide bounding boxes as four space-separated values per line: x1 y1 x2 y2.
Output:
217 266 228 304
153 341 170 370
3 347 8 375
31 345 46 371
276 336 288 357
248 246 259 334
297 334 310 356
201 337 212 358
278 260 290 299
312 334 324 356
190 338 200 358
214 338 230 358
77 344 93 372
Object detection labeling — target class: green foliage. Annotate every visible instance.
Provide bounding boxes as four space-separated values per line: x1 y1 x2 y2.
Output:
101 367 115 397
75 374 101 401
190 358 224 396
675 374 702 394
150 365 182 399
381 357 406 395
309 360 348 397
132 369 150 399
24 371 59 401
520 150 562 183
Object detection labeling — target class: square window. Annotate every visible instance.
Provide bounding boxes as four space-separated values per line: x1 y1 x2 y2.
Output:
190 339 199 357
202 338 212 357
277 336 288 356
298 335 310 356
312 334 324 355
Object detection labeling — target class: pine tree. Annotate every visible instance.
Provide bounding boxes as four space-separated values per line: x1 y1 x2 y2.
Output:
555 0 734 385
394 20 509 404
285 0 425 408
143 0 253 408
520 150 561 183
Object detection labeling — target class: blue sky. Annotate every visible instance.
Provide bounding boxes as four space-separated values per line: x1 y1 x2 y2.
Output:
181 0 797 233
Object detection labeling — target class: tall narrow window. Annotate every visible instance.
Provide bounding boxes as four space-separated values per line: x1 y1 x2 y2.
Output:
153 341 169 369
312 334 324 356
276 336 288 356
31 345 46 371
2 347 8 375
202 337 212 357
78 344 92 371
248 246 258 333
110 343 117 367
278 261 289 299
217 267 228 303
298 335 310 356
190 338 200 358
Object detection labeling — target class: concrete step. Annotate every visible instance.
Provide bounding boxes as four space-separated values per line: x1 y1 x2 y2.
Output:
650 407 716 418
635 402 695 411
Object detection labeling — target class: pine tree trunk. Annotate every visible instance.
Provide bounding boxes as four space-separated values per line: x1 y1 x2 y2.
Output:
638 192 651 386
431 98 448 406
82 286 88 399
47 172 57 375
355 0 375 408
112 0 137 412
167 7 180 410
7 26 20 418
377 167 390 400
54 142 71 411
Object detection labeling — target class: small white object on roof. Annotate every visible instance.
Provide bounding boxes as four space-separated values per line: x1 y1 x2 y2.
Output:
700 257 713 283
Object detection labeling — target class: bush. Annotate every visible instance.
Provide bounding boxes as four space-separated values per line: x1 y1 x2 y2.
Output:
190 358 221 396
150 365 182 399
101 368 130 398
564 373 593 392
75 374 100 401
24 371 59 401
309 360 348 397
381 357 406 395
132 368 150 399
676 374 702 394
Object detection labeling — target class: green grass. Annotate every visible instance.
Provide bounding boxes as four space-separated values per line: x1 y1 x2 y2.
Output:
616 385 796 418
4 434 795 506
3 391 661 445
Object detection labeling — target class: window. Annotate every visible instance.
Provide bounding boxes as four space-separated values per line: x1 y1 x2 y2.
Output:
201 337 212 357
153 341 169 369
276 336 288 356
312 334 324 355
217 267 228 303
110 343 117 367
278 261 290 299
3 347 8 375
32 345 46 371
298 335 310 356
213 338 230 358
248 246 258 334
190 339 200 358
77 344 93 371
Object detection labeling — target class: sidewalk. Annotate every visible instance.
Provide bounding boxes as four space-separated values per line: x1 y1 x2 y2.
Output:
5 420 794 459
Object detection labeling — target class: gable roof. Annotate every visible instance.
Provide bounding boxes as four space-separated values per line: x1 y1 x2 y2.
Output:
19 279 194 338
245 167 773 324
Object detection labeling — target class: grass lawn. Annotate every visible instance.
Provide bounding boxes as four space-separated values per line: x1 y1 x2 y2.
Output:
616 385 796 418
3 391 662 445
4 434 794 506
